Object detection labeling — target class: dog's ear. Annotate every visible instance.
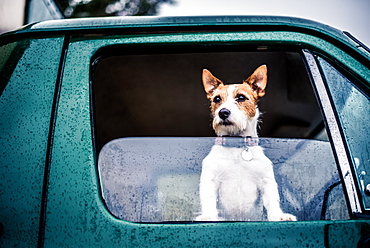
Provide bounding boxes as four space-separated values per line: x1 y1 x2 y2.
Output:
244 65 268 99
202 69 223 96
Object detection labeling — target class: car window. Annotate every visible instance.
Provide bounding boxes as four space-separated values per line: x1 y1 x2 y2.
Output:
93 51 325 145
0 42 18 74
0 41 30 96
93 49 349 222
317 57 370 210
99 137 348 222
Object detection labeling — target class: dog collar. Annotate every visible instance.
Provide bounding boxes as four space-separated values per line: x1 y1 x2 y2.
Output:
215 136 259 148
215 136 258 161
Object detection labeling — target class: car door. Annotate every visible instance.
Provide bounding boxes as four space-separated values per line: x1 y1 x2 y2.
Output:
40 25 370 247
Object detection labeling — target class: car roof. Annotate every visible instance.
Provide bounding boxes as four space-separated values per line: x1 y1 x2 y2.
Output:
27 15 337 29
1 16 369 60
16 16 346 35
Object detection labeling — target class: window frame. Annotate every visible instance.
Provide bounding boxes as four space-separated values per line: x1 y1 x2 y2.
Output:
303 50 370 218
86 32 368 220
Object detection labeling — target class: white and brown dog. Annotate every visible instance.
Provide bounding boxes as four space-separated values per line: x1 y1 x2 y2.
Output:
196 65 296 221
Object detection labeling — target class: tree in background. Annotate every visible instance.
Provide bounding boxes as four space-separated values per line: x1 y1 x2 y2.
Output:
56 0 176 18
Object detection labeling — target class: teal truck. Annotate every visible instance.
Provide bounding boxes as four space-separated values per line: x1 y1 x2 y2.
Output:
1 16 369 247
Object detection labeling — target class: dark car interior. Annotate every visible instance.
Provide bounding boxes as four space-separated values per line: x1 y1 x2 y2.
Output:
92 46 325 151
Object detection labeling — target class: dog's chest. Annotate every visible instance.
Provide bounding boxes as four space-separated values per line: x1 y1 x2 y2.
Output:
202 145 273 219
203 145 270 178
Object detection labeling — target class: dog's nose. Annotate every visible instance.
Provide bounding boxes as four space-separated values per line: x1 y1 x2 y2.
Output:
219 108 231 120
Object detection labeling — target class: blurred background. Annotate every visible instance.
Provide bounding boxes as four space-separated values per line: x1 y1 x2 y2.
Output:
0 0 369 47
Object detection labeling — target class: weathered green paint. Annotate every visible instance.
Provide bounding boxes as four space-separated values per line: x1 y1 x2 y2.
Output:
41 30 369 246
3 16 368 66
0 37 64 247
0 16 369 247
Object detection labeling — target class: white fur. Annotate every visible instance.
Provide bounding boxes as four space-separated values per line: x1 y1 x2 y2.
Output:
196 84 296 222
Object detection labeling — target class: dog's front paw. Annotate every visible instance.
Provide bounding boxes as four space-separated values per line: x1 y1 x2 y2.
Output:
269 213 297 221
195 215 219 221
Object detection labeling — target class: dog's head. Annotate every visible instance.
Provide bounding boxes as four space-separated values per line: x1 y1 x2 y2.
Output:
202 65 267 137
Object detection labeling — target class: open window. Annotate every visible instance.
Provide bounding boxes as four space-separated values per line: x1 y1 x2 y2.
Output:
92 46 349 222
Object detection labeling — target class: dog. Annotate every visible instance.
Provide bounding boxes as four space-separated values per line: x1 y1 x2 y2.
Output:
196 65 296 221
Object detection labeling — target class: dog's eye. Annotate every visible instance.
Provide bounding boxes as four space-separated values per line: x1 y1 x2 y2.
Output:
213 95 222 103
236 94 248 102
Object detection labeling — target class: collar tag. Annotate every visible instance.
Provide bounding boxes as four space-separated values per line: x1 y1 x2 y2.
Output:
241 148 253 161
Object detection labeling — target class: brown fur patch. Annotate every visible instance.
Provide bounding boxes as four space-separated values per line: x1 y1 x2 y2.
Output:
232 85 258 118
208 85 229 116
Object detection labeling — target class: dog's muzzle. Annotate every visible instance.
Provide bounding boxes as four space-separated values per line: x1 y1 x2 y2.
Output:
218 108 234 126
218 108 231 120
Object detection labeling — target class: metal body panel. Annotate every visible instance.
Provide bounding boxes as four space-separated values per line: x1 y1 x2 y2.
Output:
44 30 369 246
2 16 368 64
0 16 369 247
0 37 64 247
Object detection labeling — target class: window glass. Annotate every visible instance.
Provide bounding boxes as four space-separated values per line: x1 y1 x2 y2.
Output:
94 49 348 222
0 42 18 73
99 137 347 222
0 41 29 96
317 58 370 209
